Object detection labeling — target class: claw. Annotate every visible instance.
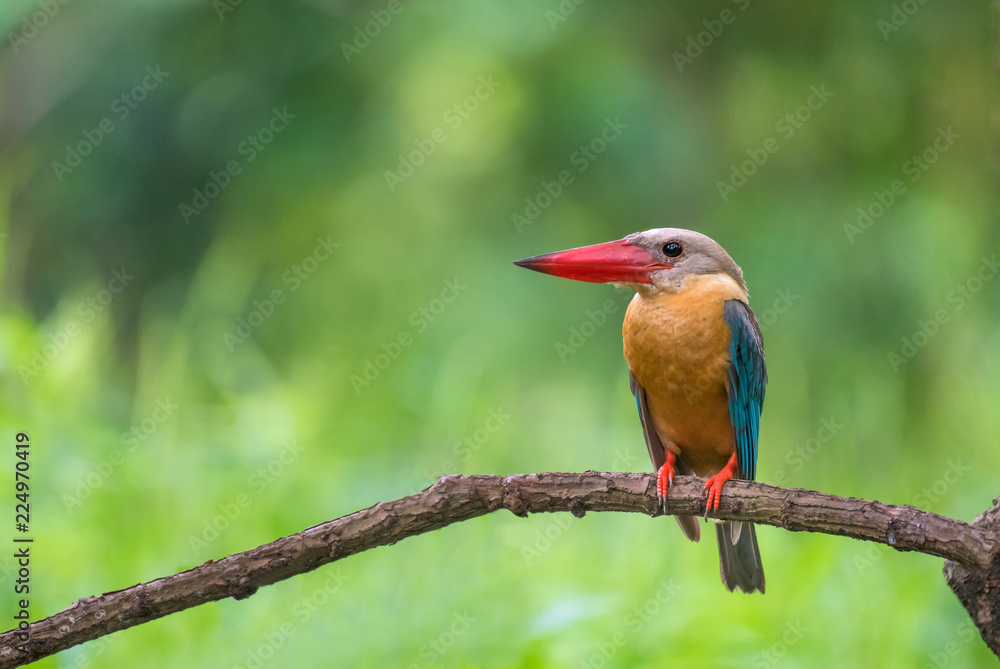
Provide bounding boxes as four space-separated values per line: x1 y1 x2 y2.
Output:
703 452 739 515
656 451 677 514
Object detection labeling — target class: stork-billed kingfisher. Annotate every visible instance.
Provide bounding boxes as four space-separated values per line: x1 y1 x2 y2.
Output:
515 228 766 594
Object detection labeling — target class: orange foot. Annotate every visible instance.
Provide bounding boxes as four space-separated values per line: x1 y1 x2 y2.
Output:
704 453 739 515
656 451 677 513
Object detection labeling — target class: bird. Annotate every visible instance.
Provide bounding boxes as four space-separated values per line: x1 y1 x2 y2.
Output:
514 228 766 593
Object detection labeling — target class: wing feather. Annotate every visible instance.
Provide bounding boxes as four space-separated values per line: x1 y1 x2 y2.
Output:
629 371 665 471
629 371 700 541
722 299 767 481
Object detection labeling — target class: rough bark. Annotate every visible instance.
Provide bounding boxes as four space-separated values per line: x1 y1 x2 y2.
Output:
944 496 1000 656
1 472 997 668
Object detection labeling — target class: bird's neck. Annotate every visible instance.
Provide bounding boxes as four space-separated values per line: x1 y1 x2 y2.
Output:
635 272 748 301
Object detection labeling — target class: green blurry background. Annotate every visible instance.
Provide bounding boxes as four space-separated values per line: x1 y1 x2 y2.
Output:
1 0 998 666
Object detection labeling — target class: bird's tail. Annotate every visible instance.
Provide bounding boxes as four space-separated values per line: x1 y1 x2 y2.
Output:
715 521 765 594
671 454 700 542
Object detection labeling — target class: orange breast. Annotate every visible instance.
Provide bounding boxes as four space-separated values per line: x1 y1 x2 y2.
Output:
623 273 748 476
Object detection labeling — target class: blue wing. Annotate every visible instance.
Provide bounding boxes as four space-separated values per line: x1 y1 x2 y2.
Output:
723 300 767 481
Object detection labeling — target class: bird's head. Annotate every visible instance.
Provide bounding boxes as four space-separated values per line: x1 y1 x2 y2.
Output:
514 228 746 295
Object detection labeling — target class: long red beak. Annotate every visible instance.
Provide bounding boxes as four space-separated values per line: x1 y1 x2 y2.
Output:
514 238 669 284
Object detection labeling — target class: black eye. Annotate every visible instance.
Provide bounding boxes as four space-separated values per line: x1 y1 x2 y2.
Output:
662 241 683 258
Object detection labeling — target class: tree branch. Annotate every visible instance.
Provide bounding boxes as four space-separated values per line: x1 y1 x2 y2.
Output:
2 472 998 667
944 495 1000 654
